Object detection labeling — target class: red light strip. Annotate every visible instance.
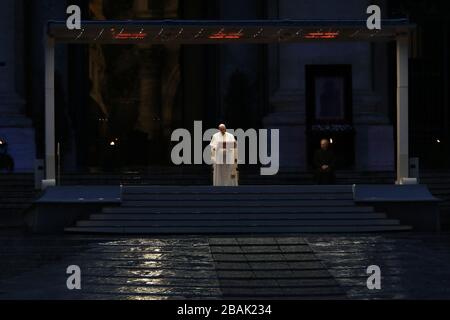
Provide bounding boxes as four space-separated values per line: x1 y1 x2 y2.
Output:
209 32 243 40
114 32 147 40
304 31 340 39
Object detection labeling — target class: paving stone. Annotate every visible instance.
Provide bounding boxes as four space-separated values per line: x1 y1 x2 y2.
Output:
208 238 239 245
248 262 292 270
212 253 248 262
251 270 332 279
0 235 223 300
276 278 340 287
276 238 309 245
214 262 252 270
219 279 279 287
236 238 277 245
306 233 450 299
3 232 450 299
239 245 283 253
279 245 314 253
209 246 244 253
244 253 318 262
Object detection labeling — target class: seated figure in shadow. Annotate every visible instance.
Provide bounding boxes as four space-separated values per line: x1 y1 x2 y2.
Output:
313 139 336 185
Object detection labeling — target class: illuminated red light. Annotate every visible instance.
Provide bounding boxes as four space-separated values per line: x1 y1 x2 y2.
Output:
209 32 243 40
114 33 147 40
304 31 339 39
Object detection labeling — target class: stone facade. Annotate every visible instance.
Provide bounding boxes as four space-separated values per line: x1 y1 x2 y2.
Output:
0 0 35 171
0 0 396 173
263 0 394 171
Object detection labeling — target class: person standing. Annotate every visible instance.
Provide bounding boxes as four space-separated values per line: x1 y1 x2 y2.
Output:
210 124 238 186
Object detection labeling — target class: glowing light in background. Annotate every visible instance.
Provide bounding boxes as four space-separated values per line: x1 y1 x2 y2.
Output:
109 138 119 147
304 31 340 39
209 30 243 40
114 32 147 40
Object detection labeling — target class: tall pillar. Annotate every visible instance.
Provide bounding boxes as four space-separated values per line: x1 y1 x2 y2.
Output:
135 46 162 140
133 0 163 141
161 0 181 142
0 0 36 172
396 36 410 183
44 36 56 186
0 0 24 108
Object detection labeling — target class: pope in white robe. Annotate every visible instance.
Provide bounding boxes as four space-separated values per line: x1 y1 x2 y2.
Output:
209 124 239 186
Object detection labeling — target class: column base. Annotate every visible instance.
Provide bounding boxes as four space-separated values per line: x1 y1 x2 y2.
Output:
41 179 56 190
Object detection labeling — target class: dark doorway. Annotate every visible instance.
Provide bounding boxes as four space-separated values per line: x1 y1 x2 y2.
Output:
305 65 355 169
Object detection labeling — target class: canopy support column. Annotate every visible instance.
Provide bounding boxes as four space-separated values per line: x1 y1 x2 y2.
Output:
396 36 410 184
43 36 56 188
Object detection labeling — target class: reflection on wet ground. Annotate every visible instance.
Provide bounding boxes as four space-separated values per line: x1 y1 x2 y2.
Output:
306 234 450 299
0 231 450 299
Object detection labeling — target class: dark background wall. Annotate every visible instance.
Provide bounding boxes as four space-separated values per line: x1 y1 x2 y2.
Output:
16 0 450 172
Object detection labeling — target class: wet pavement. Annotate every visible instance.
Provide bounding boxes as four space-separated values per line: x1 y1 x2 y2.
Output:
307 234 450 299
1 231 450 300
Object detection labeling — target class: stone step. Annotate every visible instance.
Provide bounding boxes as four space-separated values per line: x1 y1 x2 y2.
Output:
0 174 35 227
75 219 402 228
61 180 394 186
102 206 375 214
121 194 353 201
122 185 353 194
0 182 34 188
91 212 388 220
0 203 30 209
65 225 412 234
65 184 412 235
0 193 34 198
429 187 450 192
428 187 450 193
426 184 450 189
57 172 400 185
0 198 35 203
62 181 211 186
0 176 33 181
62 178 212 183
121 199 357 207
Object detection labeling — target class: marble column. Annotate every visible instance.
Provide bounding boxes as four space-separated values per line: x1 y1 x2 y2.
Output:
396 36 410 183
219 0 262 127
161 0 181 141
134 46 162 140
0 0 36 172
133 0 163 141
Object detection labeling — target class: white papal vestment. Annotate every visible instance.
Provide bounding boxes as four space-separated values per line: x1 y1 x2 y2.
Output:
210 132 238 186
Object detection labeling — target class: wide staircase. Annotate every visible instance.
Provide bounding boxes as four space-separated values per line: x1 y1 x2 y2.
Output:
60 166 396 186
0 173 36 227
65 185 411 234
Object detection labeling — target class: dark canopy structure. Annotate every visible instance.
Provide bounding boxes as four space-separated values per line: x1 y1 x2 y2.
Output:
42 19 415 188
47 19 413 44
